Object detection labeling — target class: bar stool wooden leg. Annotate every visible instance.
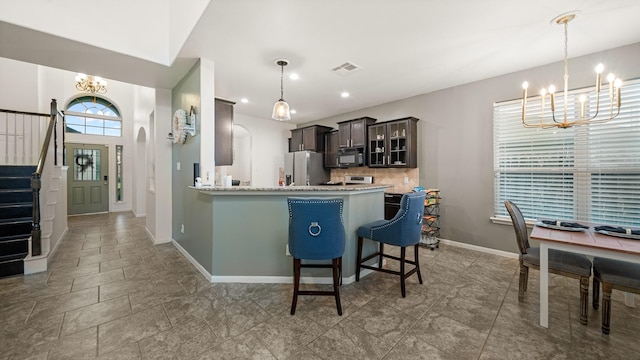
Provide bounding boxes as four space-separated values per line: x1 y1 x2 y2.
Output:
291 258 301 315
333 258 342 316
400 247 406 298
414 244 423 284
379 243 385 269
356 236 363 282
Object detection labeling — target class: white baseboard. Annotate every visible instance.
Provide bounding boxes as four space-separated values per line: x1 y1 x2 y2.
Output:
209 268 378 285
438 238 518 259
23 227 69 274
171 240 213 281
144 227 171 245
23 236 48 274
144 227 156 243
47 227 68 266
172 237 380 285
168 237 517 285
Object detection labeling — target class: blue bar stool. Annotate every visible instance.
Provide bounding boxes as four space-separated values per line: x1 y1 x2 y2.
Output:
356 192 427 297
287 198 345 315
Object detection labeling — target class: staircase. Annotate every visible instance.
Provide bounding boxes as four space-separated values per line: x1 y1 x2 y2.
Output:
0 165 34 277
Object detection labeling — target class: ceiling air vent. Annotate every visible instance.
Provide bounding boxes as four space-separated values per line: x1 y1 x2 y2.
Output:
332 61 363 76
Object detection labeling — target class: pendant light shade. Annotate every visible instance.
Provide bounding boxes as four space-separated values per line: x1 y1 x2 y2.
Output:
272 59 291 121
272 100 290 121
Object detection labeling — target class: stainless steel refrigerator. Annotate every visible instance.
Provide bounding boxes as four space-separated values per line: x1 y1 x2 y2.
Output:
284 151 329 186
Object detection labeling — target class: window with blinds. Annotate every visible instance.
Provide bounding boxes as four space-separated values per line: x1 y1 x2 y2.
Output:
493 79 640 227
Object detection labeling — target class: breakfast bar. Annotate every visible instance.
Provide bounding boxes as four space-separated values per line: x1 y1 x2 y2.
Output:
176 184 389 283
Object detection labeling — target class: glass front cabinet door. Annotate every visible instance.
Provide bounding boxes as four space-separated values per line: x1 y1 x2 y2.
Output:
367 117 418 168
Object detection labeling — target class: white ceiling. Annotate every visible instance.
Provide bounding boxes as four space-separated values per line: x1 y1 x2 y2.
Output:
1 0 640 124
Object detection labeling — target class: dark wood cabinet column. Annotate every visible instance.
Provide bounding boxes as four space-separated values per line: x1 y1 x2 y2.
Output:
215 98 235 166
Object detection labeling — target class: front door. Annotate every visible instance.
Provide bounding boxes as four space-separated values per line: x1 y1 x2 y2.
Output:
67 144 109 215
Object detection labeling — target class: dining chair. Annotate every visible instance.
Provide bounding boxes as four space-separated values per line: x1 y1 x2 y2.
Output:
592 257 640 334
287 197 345 315
356 192 427 297
504 200 593 325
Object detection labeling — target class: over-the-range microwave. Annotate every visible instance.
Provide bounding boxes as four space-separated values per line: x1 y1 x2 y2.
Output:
338 148 364 167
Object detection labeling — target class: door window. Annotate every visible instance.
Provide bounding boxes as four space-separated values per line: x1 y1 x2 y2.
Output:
73 148 101 181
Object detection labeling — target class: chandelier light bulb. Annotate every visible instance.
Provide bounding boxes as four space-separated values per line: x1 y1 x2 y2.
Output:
548 85 556 94
614 78 622 88
522 81 529 90
540 88 547 96
607 73 616 82
595 63 604 74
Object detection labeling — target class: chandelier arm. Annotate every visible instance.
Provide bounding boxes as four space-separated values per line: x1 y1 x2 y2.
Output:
589 106 621 124
551 107 561 124
587 90 601 121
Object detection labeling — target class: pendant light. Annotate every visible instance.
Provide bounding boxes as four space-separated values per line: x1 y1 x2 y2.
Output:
272 59 291 121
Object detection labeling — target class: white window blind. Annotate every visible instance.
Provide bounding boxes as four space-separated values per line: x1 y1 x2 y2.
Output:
493 79 640 227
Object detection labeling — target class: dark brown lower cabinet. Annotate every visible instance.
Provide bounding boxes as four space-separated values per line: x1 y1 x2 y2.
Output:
384 193 403 220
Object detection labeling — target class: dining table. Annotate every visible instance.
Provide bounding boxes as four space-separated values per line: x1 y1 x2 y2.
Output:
530 221 640 328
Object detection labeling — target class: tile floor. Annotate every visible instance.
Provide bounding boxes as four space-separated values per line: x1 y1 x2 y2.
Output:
1 212 640 359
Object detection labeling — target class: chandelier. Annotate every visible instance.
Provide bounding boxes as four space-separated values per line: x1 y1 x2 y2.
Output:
521 12 622 129
271 59 291 121
75 73 108 94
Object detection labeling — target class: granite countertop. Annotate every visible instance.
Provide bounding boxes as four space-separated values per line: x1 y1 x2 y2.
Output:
190 184 390 192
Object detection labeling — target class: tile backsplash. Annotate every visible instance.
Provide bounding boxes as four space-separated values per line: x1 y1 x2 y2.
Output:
330 167 419 193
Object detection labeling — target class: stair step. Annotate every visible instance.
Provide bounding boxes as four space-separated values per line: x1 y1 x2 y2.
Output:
0 217 32 238
0 258 24 277
0 203 32 220
0 166 35 177
0 189 31 204
0 234 30 242
0 176 31 189
0 238 28 258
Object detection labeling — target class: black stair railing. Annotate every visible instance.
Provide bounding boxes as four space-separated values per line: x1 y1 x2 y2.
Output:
31 99 61 256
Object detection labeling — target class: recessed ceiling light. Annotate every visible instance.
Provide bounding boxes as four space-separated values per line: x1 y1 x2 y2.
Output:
341 92 350 98
240 98 248 103
290 109 297 114
289 73 299 80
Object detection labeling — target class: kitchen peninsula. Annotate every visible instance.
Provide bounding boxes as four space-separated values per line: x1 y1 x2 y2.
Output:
178 184 389 283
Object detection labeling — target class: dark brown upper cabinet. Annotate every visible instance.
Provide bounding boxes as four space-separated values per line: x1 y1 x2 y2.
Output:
215 98 235 166
289 125 333 152
337 117 376 148
367 117 418 168
324 130 341 168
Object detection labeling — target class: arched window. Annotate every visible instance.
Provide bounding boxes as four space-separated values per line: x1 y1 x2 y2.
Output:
65 96 122 136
